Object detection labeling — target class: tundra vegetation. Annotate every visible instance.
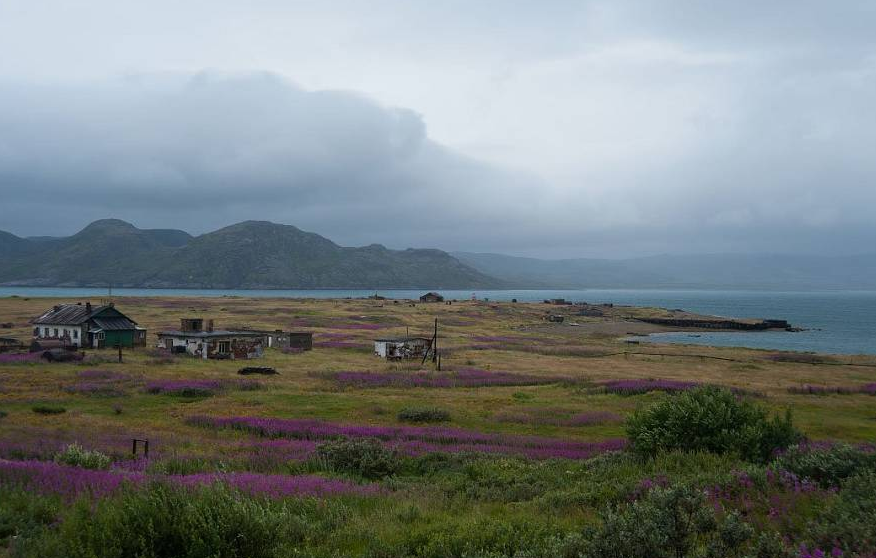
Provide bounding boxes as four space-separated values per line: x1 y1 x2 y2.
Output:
1 295 875 557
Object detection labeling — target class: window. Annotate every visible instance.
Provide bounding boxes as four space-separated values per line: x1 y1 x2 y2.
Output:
97 332 105 340
44 327 49 336
53 328 58 337
73 330 78 339
218 341 231 353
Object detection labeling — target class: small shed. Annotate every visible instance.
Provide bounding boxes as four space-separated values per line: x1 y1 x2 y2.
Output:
374 337 432 360
419 292 445 303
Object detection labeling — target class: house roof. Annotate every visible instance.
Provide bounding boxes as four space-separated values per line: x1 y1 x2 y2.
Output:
33 304 99 325
32 303 138 326
92 317 137 331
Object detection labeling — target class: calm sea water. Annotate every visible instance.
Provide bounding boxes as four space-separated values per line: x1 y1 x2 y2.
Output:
1 287 874 355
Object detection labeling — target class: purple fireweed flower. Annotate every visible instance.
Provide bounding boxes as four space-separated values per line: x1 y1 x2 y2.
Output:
187 415 627 460
602 379 699 395
63 382 127 397
145 379 261 395
0 458 376 500
77 370 132 381
0 352 43 364
145 379 224 396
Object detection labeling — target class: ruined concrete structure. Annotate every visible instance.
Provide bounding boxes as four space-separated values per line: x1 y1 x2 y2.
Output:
373 337 432 360
157 319 312 359
157 318 265 360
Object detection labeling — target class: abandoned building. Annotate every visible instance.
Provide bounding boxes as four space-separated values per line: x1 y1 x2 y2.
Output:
547 314 565 323
0 337 20 352
264 330 312 351
419 292 445 303
31 302 146 349
374 337 432 360
156 318 269 360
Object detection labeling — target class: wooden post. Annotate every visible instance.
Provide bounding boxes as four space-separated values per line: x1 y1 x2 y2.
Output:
117 343 122 363
432 318 438 364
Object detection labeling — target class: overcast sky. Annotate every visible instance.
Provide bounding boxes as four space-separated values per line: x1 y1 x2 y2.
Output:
1 1 874 258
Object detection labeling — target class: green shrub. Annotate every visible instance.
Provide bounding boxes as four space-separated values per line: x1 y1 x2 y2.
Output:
0 410 7 419
0 488 60 549
582 484 753 558
31 405 66 415
316 437 400 479
807 472 876 555
397 406 451 423
626 386 801 463
774 443 876 489
54 443 112 470
18 482 317 558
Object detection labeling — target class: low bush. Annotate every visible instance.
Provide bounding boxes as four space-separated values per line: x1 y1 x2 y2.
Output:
0 488 60 549
14 482 319 558
582 484 754 558
807 472 876 555
0 410 7 419
315 437 399 479
31 405 66 415
626 386 802 463
54 443 112 470
774 443 876 489
397 406 451 423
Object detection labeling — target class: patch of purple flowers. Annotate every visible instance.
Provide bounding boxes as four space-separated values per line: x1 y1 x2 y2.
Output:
332 368 564 388
187 415 627 460
145 379 262 396
0 458 376 500
64 370 134 397
0 352 42 363
145 379 224 396
602 379 700 395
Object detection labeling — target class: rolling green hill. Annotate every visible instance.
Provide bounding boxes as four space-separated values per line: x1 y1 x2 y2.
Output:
0 220 500 289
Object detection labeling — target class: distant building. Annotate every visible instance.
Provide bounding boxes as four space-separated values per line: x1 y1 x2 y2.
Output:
157 318 268 359
547 314 565 323
32 302 145 349
419 292 445 303
373 337 432 360
264 330 312 351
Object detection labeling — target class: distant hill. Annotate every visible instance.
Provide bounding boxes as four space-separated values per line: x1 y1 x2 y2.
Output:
0 220 499 289
453 251 876 290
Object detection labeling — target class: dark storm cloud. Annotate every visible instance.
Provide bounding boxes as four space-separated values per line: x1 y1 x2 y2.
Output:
0 73 539 248
0 1 875 257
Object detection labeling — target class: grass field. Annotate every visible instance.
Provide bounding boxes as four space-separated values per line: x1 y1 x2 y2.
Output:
1 295 875 557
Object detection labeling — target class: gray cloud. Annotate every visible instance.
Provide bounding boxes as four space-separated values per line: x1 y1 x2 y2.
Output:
0 1 874 258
